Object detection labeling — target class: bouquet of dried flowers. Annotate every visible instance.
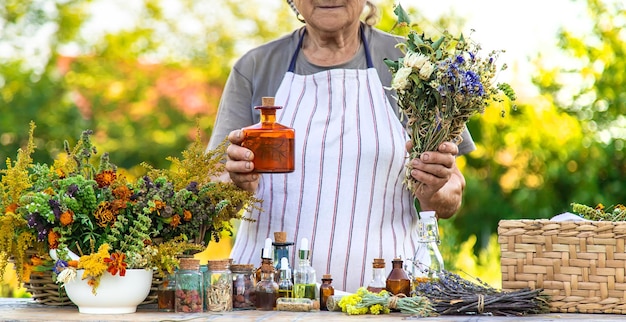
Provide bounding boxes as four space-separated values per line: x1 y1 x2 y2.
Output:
337 287 436 316
571 202 626 221
384 4 516 194
0 122 259 293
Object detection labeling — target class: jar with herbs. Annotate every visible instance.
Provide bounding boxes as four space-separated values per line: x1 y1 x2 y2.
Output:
230 263 256 310
175 258 204 313
204 259 233 312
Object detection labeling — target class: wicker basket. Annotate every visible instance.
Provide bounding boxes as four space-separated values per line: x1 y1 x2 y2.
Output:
498 219 626 314
25 271 162 306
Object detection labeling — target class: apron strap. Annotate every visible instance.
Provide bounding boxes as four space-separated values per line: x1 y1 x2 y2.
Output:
288 24 373 73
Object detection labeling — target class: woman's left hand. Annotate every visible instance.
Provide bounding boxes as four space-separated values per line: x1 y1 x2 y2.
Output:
407 141 466 219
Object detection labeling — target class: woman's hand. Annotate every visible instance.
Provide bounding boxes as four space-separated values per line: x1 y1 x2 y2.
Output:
407 141 466 219
225 129 260 193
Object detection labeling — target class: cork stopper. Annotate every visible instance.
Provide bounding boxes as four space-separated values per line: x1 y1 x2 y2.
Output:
230 263 255 273
207 259 230 271
179 258 200 270
322 274 332 280
262 97 275 106
373 258 386 269
274 231 287 243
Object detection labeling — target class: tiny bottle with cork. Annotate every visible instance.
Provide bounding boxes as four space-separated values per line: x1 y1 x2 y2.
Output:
293 237 317 300
272 231 294 283
385 257 411 296
366 258 386 293
157 272 176 312
254 238 279 310
241 97 295 173
319 274 334 311
412 210 444 286
277 257 293 299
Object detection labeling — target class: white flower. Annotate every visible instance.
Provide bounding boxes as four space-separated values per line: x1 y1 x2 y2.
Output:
418 61 435 80
403 51 429 69
56 267 77 286
391 67 413 92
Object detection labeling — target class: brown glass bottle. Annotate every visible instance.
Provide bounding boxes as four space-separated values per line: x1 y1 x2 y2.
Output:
241 97 295 173
255 260 279 310
319 274 334 311
385 258 411 296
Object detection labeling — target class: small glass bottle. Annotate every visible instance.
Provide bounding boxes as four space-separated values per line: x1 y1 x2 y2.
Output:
273 231 294 283
255 238 277 282
276 297 320 312
241 96 295 173
255 259 279 310
175 258 203 313
386 258 411 296
293 238 317 300
204 259 232 312
231 264 256 310
366 258 386 293
319 274 334 311
157 272 176 312
413 211 444 287
277 257 293 299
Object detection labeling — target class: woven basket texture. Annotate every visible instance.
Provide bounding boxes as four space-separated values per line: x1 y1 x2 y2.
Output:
498 219 626 314
25 272 162 306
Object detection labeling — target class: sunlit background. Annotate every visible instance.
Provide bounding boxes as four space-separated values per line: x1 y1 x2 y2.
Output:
1 0 625 296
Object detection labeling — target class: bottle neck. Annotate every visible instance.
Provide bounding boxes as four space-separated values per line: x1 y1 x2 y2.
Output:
372 267 386 281
260 108 277 124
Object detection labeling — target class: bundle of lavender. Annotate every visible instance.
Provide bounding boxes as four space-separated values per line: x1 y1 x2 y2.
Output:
413 270 550 316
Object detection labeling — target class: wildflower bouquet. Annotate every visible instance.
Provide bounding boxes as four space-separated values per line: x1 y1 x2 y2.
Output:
337 287 435 316
0 122 259 293
384 4 516 194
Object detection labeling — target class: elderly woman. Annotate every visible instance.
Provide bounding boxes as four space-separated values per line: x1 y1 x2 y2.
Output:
207 0 475 292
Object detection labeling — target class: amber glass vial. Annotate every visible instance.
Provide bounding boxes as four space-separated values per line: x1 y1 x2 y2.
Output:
241 97 295 173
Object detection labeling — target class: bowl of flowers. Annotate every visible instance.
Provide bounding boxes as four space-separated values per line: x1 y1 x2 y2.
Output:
0 122 259 313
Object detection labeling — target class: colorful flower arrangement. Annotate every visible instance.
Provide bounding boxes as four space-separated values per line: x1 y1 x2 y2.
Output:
384 4 516 194
0 122 259 293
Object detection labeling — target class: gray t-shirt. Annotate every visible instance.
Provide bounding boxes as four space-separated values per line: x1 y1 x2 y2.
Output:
208 24 475 154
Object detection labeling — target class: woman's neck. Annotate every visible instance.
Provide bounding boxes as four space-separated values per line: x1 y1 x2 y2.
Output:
301 24 362 67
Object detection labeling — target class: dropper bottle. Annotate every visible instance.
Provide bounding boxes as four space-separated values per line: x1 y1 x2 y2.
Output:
293 238 317 300
277 257 293 299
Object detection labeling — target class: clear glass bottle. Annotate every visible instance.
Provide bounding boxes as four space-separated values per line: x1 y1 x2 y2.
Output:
175 258 203 313
413 210 444 287
255 259 279 310
157 272 176 312
241 96 295 173
231 264 256 310
386 258 411 296
319 274 334 311
277 257 293 299
293 238 317 300
366 258 386 293
204 259 232 312
273 231 294 283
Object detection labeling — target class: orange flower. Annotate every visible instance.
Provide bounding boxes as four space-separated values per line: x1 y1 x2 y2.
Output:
68 260 79 268
103 252 127 277
152 200 166 212
48 231 60 249
59 210 74 226
30 256 45 266
183 209 192 221
596 203 605 211
95 170 116 188
170 214 181 228
4 203 18 214
94 202 116 227
112 185 132 201
55 168 66 179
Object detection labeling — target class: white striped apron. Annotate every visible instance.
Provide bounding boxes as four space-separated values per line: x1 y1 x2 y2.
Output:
230 27 421 292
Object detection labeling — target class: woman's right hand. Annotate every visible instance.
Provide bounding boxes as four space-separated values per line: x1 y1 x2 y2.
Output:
225 129 259 193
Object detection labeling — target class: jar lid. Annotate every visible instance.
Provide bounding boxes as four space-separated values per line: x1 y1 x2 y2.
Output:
179 258 200 270
373 258 386 268
230 264 255 273
207 259 230 271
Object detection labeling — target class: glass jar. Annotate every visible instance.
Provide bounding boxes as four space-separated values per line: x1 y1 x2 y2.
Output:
255 259 279 310
412 210 444 287
157 273 176 312
319 274 334 311
231 264 256 310
366 258 386 293
204 259 232 312
175 258 203 313
273 231 294 283
241 96 295 173
386 258 411 296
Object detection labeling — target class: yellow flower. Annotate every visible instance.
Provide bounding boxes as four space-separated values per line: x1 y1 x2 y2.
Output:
78 244 110 294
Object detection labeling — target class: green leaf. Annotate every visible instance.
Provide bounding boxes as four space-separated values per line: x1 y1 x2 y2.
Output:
393 3 412 25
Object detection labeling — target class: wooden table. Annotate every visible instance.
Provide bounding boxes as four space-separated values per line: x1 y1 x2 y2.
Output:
2 298 626 321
